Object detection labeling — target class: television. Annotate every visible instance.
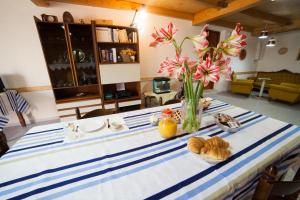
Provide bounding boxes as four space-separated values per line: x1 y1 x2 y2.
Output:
152 77 170 94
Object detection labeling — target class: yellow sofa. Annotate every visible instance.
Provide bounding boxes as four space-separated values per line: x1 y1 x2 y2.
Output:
268 83 300 104
253 70 300 90
231 73 254 95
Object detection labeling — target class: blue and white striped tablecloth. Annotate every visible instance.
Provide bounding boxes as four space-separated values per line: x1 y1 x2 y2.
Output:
0 99 299 199
0 90 30 130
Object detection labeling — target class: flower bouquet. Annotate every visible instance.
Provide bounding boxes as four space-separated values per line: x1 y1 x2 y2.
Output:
149 22 247 133
120 48 137 62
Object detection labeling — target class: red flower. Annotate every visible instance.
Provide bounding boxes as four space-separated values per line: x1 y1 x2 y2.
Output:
193 57 220 86
149 22 177 47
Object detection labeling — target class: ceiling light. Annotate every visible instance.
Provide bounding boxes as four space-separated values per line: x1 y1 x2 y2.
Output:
266 37 276 47
130 5 147 30
259 30 268 39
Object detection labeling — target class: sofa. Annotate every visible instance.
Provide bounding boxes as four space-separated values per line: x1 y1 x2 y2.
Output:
268 83 300 104
252 70 300 91
231 73 254 95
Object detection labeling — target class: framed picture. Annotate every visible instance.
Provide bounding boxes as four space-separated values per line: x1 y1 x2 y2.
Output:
297 49 300 61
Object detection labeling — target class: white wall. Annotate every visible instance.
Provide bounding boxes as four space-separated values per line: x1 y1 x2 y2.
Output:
256 30 300 73
0 0 257 126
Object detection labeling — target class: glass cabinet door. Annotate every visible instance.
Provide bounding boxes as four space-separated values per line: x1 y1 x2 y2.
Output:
37 22 75 88
68 24 98 86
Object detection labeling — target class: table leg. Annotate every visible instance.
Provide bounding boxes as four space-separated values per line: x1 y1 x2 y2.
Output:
259 80 266 97
16 112 26 127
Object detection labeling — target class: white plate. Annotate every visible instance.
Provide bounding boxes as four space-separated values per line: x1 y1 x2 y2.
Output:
198 153 227 164
79 120 106 133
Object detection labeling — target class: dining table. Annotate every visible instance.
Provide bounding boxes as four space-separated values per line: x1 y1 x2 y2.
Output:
0 99 299 200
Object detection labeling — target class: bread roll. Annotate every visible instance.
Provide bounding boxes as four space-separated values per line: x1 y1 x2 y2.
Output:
206 136 229 149
187 137 205 154
205 147 230 160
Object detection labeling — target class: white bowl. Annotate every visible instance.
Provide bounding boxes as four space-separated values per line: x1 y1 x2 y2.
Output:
110 121 123 131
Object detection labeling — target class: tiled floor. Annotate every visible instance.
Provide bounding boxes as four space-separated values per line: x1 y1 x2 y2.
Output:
3 91 300 146
207 91 300 125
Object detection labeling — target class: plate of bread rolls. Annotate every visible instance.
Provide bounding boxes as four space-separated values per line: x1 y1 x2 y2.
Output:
187 136 231 164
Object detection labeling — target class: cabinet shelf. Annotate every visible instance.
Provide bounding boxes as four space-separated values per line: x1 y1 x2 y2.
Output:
104 96 140 104
100 61 139 65
98 42 137 45
56 94 101 103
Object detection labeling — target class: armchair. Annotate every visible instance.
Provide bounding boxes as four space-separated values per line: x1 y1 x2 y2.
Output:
268 83 300 104
230 73 254 95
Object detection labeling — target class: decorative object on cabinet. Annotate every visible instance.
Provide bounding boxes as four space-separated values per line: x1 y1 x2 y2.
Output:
239 49 246 60
120 49 136 63
63 11 74 23
79 19 84 24
95 19 113 25
278 47 288 55
41 14 58 22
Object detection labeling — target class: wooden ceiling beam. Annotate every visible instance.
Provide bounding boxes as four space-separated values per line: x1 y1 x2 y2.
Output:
31 0 49 7
210 19 255 32
252 19 300 36
193 0 261 25
50 0 193 20
241 8 291 25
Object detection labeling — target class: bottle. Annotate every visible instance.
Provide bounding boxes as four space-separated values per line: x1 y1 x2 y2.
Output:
158 109 177 139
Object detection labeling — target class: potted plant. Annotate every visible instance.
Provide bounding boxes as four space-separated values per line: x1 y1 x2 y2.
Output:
149 22 247 133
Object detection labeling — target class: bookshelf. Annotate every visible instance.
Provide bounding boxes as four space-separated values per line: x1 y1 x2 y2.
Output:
93 21 141 108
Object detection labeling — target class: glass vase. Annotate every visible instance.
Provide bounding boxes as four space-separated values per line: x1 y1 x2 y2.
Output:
181 99 203 133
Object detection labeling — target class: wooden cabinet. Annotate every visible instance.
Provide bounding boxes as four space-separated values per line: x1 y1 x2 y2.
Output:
35 18 141 120
35 20 101 103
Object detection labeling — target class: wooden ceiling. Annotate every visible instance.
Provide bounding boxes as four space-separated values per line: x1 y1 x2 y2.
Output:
31 0 300 35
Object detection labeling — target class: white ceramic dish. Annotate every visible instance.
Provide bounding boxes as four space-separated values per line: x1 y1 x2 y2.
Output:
79 120 106 133
110 121 123 131
214 113 241 133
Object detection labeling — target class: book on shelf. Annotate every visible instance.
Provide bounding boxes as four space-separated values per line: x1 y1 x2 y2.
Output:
112 29 119 43
100 48 118 63
128 31 138 43
118 29 128 43
96 26 137 44
96 27 112 42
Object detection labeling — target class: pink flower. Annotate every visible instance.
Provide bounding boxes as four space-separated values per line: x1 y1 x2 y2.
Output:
149 22 177 47
193 57 220 86
221 23 247 56
189 25 209 58
215 53 232 80
158 56 197 79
